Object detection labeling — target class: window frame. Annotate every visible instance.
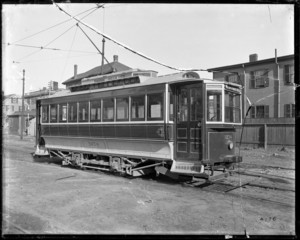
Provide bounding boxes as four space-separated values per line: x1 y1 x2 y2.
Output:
116 97 129 121
102 98 115 122
250 69 269 89
50 104 58 123
68 102 78 123
284 64 294 85
59 103 68 123
41 105 49 123
78 101 89 122
90 99 102 122
147 92 164 121
284 103 295 118
131 95 146 121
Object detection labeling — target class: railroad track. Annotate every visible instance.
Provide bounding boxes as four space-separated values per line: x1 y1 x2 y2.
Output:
5 150 295 208
183 171 295 208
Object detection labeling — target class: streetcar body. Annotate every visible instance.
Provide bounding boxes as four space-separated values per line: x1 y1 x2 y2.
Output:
35 70 242 179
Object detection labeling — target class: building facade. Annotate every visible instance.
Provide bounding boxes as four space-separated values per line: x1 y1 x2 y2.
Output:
208 54 295 120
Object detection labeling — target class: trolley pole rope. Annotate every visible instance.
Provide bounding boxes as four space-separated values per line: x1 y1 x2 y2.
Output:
52 1 211 73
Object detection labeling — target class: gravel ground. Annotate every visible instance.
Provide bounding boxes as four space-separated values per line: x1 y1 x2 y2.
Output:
2 134 296 236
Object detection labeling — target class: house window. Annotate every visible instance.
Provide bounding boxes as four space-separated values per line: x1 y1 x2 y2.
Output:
19 106 22 111
284 65 294 84
284 104 295 118
11 97 18 104
250 105 269 118
250 70 269 88
225 74 239 84
12 106 14 112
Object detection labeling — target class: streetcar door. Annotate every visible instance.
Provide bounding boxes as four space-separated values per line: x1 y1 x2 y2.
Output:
175 83 203 161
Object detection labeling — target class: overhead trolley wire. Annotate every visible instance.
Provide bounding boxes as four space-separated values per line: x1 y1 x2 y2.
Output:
10 5 102 45
10 4 104 63
52 1 213 73
76 23 114 70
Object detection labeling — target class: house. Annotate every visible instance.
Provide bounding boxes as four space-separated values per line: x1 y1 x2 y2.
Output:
208 53 295 119
208 53 295 147
62 55 132 89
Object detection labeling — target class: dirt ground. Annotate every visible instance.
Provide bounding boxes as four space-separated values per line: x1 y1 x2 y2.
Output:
2 134 295 235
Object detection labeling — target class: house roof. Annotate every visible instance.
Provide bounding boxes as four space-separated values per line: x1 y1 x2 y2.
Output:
62 61 132 85
207 54 294 71
8 110 36 117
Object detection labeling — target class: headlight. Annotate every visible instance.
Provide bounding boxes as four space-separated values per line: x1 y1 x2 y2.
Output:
228 141 234 150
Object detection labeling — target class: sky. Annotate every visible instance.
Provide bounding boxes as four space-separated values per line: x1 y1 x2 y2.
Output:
2 3 294 96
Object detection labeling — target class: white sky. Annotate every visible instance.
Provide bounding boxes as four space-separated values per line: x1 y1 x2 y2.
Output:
2 3 294 95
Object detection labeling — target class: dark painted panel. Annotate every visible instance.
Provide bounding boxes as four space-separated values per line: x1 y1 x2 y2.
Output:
68 125 78 136
41 125 50 136
59 125 68 136
78 125 90 137
90 125 103 138
50 125 59 136
147 125 165 140
102 125 115 138
116 125 131 138
130 125 147 139
167 124 174 140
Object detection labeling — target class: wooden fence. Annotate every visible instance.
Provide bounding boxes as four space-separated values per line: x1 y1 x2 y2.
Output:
235 118 295 148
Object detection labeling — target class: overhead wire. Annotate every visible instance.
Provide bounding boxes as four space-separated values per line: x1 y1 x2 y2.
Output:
76 23 114 70
52 1 214 73
60 26 79 83
10 4 104 63
10 5 102 45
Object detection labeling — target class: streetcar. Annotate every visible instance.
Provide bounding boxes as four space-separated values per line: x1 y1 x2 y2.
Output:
34 68 242 180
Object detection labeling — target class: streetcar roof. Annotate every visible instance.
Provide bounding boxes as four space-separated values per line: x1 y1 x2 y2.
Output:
39 71 233 100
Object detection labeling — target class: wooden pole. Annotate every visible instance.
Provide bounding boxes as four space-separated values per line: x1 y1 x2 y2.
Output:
20 69 25 140
264 124 267 149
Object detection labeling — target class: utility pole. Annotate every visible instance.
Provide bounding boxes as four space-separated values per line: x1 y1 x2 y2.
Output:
101 38 105 75
20 69 25 140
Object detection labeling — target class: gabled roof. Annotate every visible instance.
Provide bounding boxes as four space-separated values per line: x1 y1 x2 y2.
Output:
62 61 132 85
7 110 36 117
207 54 294 71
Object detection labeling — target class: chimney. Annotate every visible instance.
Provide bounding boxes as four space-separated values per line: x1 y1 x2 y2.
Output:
74 64 78 79
113 55 118 62
249 54 258 62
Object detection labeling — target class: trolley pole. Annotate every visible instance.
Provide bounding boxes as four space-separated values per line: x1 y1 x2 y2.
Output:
20 69 25 140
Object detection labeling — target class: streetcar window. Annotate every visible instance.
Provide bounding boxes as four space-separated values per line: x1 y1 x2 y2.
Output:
207 90 222 122
169 92 174 121
147 93 164 121
90 100 101 122
79 101 89 122
116 97 129 121
103 98 114 121
225 91 241 123
59 104 67 122
131 95 145 121
50 104 58 123
68 102 77 122
190 88 202 121
41 105 49 123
